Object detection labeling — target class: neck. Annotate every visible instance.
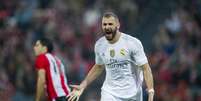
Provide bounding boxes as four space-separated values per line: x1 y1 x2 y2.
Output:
108 31 121 44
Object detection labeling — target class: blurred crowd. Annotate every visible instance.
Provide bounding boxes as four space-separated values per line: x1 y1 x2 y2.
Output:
0 0 201 101
152 8 201 101
152 6 201 101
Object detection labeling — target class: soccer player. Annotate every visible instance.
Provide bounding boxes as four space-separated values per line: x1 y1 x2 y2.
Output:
34 38 70 101
68 12 154 101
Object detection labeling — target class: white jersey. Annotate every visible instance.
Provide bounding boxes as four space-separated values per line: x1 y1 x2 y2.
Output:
95 33 148 98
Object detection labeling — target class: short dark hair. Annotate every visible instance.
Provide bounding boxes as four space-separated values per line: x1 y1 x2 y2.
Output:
103 11 119 21
38 38 53 53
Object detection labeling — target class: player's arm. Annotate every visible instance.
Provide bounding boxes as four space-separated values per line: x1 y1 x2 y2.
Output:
68 42 104 101
80 64 104 89
68 64 104 101
35 69 46 101
141 63 154 101
81 41 105 88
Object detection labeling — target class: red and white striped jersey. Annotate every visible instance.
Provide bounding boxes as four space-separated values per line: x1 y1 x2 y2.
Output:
35 53 70 101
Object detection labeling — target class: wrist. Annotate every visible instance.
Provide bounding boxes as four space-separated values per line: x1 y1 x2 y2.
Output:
148 88 155 94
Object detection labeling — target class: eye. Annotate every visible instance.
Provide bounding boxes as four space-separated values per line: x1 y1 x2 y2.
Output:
103 23 107 26
108 23 113 25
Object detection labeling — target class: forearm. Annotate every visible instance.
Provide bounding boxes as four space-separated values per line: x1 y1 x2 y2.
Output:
143 63 154 101
80 64 104 88
143 63 154 91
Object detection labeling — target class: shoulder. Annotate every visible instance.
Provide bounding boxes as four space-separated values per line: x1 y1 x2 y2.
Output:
35 53 49 70
122 33 142 45
36 53 49 63
36 54 46 60
95 36 106 49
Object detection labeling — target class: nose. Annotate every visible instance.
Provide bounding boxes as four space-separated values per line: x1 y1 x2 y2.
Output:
105 25 110 29
104 25 111 31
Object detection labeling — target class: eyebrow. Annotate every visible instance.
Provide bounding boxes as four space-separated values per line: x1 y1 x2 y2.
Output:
103 22 114 24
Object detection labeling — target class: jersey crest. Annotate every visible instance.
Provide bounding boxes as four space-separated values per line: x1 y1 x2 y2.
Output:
110 49 115 57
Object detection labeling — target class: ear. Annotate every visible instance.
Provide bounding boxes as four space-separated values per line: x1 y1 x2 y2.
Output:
117 21 120 29
118 23 120 29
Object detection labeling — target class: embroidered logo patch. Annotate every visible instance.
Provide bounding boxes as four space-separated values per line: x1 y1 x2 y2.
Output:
110 49 115 57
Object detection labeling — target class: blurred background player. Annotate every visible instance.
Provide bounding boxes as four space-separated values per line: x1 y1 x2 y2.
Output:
34 38 70 101
68 12 154 101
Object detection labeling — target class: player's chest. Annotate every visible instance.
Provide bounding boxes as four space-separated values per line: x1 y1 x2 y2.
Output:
100 45 130 63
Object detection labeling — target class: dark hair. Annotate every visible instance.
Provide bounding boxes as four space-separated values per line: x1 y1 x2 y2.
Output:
38 37 53 53
103 11 119 21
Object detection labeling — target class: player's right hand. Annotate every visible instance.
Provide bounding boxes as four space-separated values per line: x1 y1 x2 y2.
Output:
67 85 84 101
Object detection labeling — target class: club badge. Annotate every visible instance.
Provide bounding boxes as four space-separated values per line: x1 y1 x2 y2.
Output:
110 49 115 57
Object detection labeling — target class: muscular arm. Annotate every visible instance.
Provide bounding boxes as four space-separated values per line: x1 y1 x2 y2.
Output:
142 63 154 101
35 69 46 101
142 63 154 90
80 64 104 89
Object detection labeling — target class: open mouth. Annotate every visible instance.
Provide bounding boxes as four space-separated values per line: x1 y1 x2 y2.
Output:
106 32 112 34
105 32 112 37
105 30 112 34
104 30 114 40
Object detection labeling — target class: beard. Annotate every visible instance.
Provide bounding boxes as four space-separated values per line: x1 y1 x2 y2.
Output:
103 27 118 41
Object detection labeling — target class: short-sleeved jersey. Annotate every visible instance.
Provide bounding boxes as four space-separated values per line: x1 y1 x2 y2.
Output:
95 33 148 98
35 53 70 100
